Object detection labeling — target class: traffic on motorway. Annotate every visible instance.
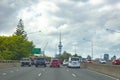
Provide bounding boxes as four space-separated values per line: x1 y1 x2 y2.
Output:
20 57 81 68
1 57 119 80
20 57 120 68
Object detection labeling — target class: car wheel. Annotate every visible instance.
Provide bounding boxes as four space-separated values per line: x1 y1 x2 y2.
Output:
35 65 38 67
29 65 31 67
67 66 70 68
44 65 46 67
78 67 80 68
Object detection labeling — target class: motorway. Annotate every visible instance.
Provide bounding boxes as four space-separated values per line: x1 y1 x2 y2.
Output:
0 66 118 80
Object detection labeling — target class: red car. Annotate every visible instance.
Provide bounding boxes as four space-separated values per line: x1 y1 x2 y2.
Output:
112 60 120 65
50 59 60 67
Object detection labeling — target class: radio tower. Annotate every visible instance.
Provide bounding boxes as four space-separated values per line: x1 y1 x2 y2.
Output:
58 32 63 56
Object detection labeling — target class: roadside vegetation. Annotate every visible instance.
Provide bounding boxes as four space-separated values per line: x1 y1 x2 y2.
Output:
0 19 34 60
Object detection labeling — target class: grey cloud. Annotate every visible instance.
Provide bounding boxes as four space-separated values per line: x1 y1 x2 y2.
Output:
0 0 39 33
106 0 120 4
70 0 89 2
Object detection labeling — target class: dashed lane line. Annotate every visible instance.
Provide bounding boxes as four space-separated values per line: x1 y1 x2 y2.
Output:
72 73 77 77
38 73 42 77
3 73 7 75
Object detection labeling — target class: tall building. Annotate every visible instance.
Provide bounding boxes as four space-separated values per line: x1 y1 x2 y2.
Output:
104 54 109 60
58 32 63 56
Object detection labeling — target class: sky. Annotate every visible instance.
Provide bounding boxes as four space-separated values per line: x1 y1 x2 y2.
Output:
0 0 120 59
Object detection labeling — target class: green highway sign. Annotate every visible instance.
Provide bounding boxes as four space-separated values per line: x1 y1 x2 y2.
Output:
31 48 41 54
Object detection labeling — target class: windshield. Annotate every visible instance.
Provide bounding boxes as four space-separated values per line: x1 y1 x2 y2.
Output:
52 59 58 62
22 58 30 61
71 58 79 61
36 58 44 60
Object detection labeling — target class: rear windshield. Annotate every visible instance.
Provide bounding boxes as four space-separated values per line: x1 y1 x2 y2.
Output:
22 58 30 61
36 58 44 60
71 58 79 61
52 59 58 62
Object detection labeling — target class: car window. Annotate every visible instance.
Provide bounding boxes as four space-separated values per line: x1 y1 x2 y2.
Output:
37 58 44 60
71 58 79 61
52 59 58 62
22 58 30 61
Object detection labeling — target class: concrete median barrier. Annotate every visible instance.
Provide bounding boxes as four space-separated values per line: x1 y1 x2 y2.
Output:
81 63 120 79
0 60 20 69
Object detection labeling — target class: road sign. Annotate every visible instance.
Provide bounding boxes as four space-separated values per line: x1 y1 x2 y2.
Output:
31 48 41 54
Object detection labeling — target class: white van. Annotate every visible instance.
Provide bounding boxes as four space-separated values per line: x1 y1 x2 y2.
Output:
68 57 80 68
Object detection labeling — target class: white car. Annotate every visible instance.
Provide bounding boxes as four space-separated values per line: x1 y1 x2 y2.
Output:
63 60 68 66
99 59 106 64
68 57 80 68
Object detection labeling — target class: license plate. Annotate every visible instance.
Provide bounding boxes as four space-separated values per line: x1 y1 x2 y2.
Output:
73 62 77 64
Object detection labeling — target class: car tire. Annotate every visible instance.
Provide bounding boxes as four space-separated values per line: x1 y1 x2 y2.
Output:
29 65 31 67
35 65 38 67
44 65 46 67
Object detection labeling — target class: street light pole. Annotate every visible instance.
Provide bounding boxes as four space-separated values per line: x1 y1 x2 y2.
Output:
91 40 93 59
83 38 94 60
106 28 120 33
27 30 41 34
106 28 120 58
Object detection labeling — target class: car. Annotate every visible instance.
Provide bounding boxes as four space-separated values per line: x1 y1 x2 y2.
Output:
31 59 35 65
62 59 68 66
112 60 120 65
67 57 80 68
99 59 106 64
20 58 31 67
81 58 87 63
86 60 93 63
34 57 46 67
50 59 60 67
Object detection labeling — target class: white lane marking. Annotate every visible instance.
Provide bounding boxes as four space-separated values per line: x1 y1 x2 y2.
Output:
72 73 76 77
67 70 69 71
16 69 19 71
87 69 119 80
38 73 42 77
3 73 7 75
10 71 14 73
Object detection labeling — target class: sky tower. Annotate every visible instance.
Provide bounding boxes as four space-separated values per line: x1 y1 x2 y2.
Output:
58 32 63 56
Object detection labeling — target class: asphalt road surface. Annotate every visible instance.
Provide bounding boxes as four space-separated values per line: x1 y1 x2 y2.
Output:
0 66 118 80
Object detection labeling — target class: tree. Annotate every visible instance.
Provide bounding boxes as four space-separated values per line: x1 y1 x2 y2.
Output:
73 53 78 57
14 19 27 39
58 51 71 59
0 35 34 60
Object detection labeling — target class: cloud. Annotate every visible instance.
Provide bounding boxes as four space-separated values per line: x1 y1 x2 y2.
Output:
0 0 120 58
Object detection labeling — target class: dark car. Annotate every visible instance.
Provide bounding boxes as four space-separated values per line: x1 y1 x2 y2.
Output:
112 60 120 65
20 58 31 67
50 59 60 67
34 57 46 67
